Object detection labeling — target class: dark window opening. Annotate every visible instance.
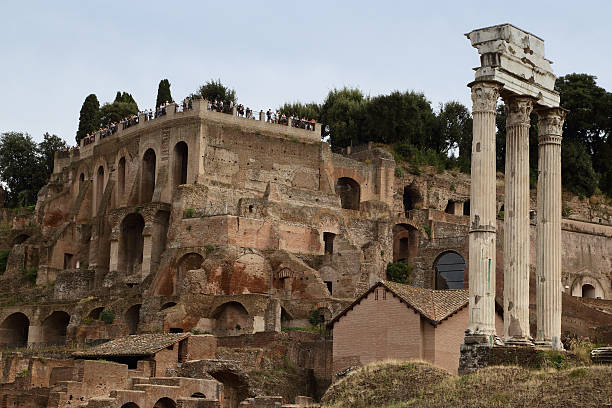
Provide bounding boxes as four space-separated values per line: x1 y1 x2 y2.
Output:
63 253 73 269
463 200 470 216
335 177 360 210
325 281 333 295
323 232 335 254
435 251 466 289
403 185 422 215
173 141 188 188
445 201 455 214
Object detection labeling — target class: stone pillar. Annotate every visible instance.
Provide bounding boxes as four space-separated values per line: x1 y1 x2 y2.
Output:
108 238 119 272
141 225 153 281
535 107 566 350
466 81 501 341
502 95 533 345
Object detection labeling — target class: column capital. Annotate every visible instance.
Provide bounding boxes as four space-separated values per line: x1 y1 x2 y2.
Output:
537 107 567 145
504 95 534 127
469 81 502 113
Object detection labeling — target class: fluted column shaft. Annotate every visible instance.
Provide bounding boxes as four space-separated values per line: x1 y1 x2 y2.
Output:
467 81 500 339
536 108 566 350
503 96 533 344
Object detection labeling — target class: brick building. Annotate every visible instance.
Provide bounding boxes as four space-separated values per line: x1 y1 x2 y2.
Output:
328 281 504 374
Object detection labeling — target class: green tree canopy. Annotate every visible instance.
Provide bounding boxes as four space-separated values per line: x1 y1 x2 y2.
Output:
0 132 48 207
156 79 173 108
561 140 598 198
196 79 237 105
386 260 413 284
76 94 99 144
278 102 321 121
436 101 473 173
98 91 139 127
39 133 67 178
319 87 366 147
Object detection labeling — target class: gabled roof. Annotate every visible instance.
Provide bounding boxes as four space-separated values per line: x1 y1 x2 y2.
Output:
73 333 190 358
327 281 469 328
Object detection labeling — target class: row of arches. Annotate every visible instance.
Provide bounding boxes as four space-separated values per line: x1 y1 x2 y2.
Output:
83 141 189 213
0 304 142 348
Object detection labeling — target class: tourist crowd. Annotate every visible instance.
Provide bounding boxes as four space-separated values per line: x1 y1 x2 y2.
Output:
81 96 316 147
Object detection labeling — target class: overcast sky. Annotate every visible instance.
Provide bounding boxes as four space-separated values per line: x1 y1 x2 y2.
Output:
1 1 610 145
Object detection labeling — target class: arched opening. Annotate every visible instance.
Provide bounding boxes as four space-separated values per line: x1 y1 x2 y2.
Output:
393 224 419 262
160 302 177 311
87 307 104 320
434 251 466 289
445 201 456 215
281 307 293 328
118 213 145 276
582 284 596 299
212 302 251 336
153 398 176 408
0 313 29 348
118 157 126 199
79 173 85 191
463 200 470 216
173 141 188 188
96 166 105 213
208 369 250 408
335 177 360 210
42 311 70 345
125 304 141 335
191 392 206 398
12 234 30 245
120 403 140 408
141 148 156 203
172 252 204 296
403 184 423 215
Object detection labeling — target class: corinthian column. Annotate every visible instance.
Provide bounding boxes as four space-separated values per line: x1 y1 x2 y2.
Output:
535 107 566 350
467 81 501 341
503 95 533 345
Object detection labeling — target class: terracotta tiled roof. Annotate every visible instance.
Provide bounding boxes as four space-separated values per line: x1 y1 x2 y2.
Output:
73 333 190 358
328 281 469 327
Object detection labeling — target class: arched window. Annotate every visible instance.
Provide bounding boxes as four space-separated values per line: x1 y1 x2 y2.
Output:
173 141 188 187
125 304 141 335
335 177 360 210
160 302 177 311
393 224 419 262
141 149 156 203
118 157 126 199
87 307 104 320
42 311 70 345
153 398 176 408
96 166 105 212
582 284 596 299
118 213 145 276
434 251 466 289
0 313 30 347
403 185 423 215
120 403 140 408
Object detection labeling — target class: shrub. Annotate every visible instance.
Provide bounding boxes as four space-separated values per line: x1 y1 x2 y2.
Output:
386 260 413 284
423 225 431 239
22 267 37 284
99 310 115 324
308 309 325 326
183 208 195 218
498 210 504 219
82 317 94 325
395 166 403 177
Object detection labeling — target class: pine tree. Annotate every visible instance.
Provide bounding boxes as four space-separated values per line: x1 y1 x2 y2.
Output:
156 79 173 108
76 94 100 144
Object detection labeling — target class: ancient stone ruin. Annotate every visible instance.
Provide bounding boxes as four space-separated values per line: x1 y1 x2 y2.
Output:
0 23 610 407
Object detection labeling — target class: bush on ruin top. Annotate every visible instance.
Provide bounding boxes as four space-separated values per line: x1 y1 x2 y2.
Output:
386 260 412 284
100 310 115 324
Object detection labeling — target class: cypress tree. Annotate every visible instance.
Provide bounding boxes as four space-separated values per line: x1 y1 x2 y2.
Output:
156 79 173 108
76 94 100 144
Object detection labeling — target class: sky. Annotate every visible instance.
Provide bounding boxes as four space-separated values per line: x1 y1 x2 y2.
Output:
1 1 611 145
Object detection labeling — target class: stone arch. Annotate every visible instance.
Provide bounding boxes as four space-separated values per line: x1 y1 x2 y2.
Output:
280 307 293 326
141 148 156 203
87 307 104 320
153 398 176 408
211 301 252 336
570 275 606 299
403 184 423 214
125 304 141 335
120 403 140 408
118 213 145 276
335 177 360 210
582 284 596 299
393 223 420 262
434 250 466 289
172 252 204 296
206 366 250 408
41 311 70 345
173 141 189 188
95 165 105 213
191 392 206 398
0 312 29 347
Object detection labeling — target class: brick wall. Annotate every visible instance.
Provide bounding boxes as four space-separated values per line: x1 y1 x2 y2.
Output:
332 287 423 375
